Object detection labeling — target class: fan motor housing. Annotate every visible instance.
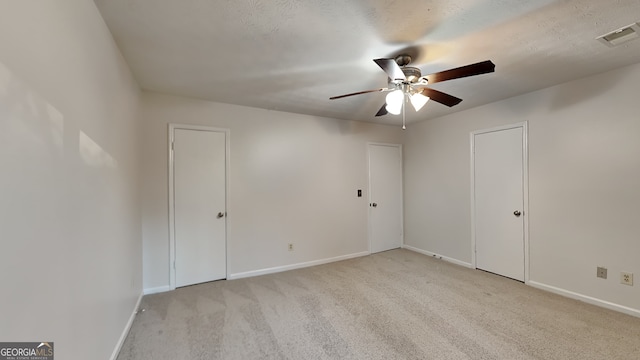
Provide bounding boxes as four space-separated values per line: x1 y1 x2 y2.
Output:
388 66 422 85
402 67 422 82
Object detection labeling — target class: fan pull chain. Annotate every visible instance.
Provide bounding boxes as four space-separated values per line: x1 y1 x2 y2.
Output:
402 94 406 130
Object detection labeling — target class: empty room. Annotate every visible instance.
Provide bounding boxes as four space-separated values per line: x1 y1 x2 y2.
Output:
1 1 639 359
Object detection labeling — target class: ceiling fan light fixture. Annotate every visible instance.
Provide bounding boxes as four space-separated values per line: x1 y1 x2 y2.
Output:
386 102 402 115
385 90 404 115
410 92 430 111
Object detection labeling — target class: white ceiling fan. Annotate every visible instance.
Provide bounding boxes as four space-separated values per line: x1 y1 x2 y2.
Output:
330 55 495 128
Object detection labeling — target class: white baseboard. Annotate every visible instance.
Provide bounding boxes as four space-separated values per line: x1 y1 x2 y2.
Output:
143 285 172 295
110 291 143 360
402 245 474 268
228 251 370 280
527 281 640 318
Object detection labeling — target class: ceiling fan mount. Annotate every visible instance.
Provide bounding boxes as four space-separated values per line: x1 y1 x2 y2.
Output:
394 54 413 67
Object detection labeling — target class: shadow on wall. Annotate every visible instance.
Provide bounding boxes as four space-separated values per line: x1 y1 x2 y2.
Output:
0 61 119 170
79 131 118 168
0 60 64 157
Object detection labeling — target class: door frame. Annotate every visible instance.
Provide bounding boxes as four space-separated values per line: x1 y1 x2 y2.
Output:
168 123 230 290
470 122 529 282
367 142 404 254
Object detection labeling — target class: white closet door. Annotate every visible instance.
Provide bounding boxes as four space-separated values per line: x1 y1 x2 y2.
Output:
369 144 403 253
173 128 226 287
474 127 525 281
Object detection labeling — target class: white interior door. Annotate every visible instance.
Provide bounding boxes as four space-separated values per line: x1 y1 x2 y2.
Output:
368 143 403 253
173 128 227 287
473 126 525 281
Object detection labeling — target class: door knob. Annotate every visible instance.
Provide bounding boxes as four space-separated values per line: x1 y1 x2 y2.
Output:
372 203 378 207
217 212 225 219
513 210 521 217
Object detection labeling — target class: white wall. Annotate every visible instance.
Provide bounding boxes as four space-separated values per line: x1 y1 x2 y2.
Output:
0 2 142 359
405 62 640 314
140 92 404 291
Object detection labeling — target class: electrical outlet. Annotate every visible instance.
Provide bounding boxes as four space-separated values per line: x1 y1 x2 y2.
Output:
597 267 607 279
288 243 294 251
621 272 633 286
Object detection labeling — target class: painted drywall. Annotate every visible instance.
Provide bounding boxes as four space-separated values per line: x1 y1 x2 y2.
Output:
140 92 404 291
0 2 141 360
404 62 640 313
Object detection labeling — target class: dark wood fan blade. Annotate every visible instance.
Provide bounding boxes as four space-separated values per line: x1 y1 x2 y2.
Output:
374 58 406 81
424 60 495 84
374 103 388 117
419 88 462 107
329 88 386 100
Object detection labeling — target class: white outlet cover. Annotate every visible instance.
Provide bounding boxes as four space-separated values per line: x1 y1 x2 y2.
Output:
621 272 633 286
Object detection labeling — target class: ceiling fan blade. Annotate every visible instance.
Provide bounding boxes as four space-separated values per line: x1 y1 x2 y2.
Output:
424 60 495 84
373 58 406 81
329 88 386 100
374 103 388 117
419 88 462 107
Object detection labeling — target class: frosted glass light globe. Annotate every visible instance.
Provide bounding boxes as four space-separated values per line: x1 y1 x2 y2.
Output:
410 92 430 111
385 90 403 115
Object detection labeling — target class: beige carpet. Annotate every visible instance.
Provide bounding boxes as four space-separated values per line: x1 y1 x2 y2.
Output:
118 249 640 359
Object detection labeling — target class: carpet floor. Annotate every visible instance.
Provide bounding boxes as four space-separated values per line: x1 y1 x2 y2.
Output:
118 249 640 359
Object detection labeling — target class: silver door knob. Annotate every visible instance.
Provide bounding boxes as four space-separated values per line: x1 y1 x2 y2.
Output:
372 203 377 207
217 212 225 219
513 210 521 217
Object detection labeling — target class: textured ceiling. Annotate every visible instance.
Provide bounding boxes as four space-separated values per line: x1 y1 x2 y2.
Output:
94 0 640 125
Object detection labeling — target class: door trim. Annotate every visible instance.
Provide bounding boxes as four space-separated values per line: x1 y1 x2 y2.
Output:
168 123 230 290
470 122 529 282
367 142 404 254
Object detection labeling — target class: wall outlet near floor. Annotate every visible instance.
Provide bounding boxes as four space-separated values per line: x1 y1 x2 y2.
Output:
597 266 607 279
620 272 633 286
288 243 294 251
